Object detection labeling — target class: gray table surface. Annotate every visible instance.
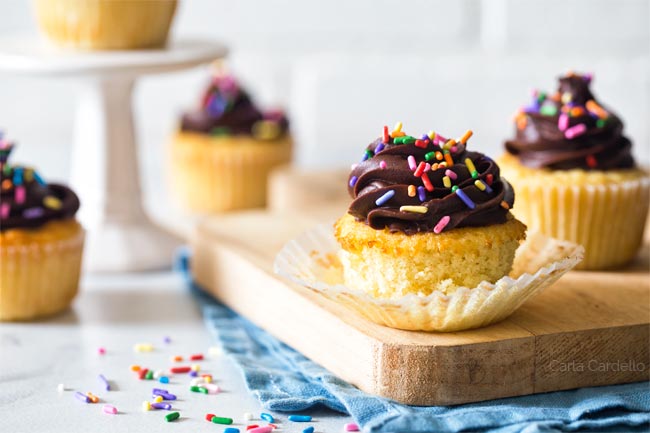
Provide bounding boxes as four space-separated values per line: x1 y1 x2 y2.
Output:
0 272 352 433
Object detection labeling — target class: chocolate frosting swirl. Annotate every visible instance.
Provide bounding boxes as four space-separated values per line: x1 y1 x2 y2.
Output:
180 73 289 139
0 142 80 231
348 127 514 235
505 72 635 170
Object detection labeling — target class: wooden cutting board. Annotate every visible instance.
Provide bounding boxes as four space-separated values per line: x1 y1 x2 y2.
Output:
191 206 650 406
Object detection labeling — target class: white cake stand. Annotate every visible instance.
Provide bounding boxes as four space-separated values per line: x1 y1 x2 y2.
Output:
0 38 227 272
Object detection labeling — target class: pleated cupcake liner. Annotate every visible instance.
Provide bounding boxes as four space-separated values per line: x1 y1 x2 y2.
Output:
511 176 649 270
0 228 85 321
274 225 583 332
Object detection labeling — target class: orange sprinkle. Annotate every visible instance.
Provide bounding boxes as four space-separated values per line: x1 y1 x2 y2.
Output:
407 185 416 197
459 130 473 144
130 365 141 372
444 152 454 167
1 179 11 190
435 151 443 161
443 139 456 150
586 100 608 119
172 355 183 362
570 107 585 117
500 201 510 210
516 116 527 130
86 392 99 403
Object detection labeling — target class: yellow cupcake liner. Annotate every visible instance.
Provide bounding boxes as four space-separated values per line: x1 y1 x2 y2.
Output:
32 0 177 50
0 224 85 321
274 225 583 332
170 132 292 213
510 176 649 270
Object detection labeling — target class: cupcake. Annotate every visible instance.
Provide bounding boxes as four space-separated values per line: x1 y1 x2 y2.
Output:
335 123 526 298
170 71 292 212
501 72 649 270
0 138 84 321
274 123 583 331
33 0 177 50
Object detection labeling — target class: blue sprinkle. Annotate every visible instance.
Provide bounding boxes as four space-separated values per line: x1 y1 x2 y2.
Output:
375 190 395 206
12 167 23 185
23 207 44 218
260 413 274 423
375 142 385 153
33 171 46 185
349 176 358 188
418 186 426 202
455 189 476 209
224 429 240 433
303 427 315 433
159 376 170 384
288 415 312 422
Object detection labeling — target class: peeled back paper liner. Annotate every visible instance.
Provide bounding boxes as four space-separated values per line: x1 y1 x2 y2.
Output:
274 225 584 332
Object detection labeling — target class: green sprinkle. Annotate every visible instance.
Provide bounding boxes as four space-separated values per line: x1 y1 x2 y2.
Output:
537 91 547 104
210 126 231 136
393 137 404 144
365 150 374 159
596 118 607 128
145 370 153 380
424 151 436 161
190 386 202 392
402 136 416 144
199 387 209 394
211 416 233 425
165 412 180 422
539 105 558 116
471 170 478 179
2 164 11 175
443 149 450 155
451 185 459 192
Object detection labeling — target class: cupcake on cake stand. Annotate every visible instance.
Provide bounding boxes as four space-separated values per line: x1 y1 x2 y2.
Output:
0 38 227 271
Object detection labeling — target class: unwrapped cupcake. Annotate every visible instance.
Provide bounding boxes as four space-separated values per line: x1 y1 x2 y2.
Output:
33 0 177 50
500 72 649 270
170 71 292 212
0 137 84 321
275 123 583 331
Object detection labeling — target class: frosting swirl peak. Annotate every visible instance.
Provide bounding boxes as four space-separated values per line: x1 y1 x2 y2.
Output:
505 72 635 170
348 124 514 235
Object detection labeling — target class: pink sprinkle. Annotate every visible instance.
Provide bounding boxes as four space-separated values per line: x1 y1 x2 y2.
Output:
434 215 451 234
0 203 9 219
98 347 106 355
450 146 458 153
345 423 360 432
407 155 417 170
15 186 25 204
202 383 221 395
565 123 587 139
434 134 447 145
558 113 569 131
350 163 358 170
379 160 387 169
445 169 457 180
248 427 273 433
102 404 117 415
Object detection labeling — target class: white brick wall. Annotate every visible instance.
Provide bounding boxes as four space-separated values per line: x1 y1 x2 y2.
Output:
0 0 648 216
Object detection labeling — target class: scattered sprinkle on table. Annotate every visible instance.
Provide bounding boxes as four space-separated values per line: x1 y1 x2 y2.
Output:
288 414 312 422
211 416 233 425
102 404 117 415
345 422 360 431
260 412 274 423
302 427 315 433
98 374 110 391
165 411 180 422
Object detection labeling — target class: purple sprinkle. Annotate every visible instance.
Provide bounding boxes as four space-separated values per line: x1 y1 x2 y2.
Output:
152 388 169 396
375 143 385 153
418 186 426 202
483 182 494 194
189 370 198 377
151 403 172 410
455 189 476 209
349 176 358 188
163 336 171 344
74 392 90 403
375 190 395 207
98 374 110 391
23 207 44 219
420 134 429 140
162 392 177 401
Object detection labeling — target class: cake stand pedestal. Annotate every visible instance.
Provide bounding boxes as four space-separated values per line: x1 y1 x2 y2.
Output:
0 38 227 272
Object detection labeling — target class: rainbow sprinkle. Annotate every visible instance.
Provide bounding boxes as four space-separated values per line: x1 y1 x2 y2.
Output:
375 190 395 206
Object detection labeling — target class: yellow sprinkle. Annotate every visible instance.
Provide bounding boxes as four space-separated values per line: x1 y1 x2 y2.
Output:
460 130 473 144
393 121 403 133
407 185 416 197
561 92 572 104
438 162 447 168
24 169 34 182
465 158 477 173
474 180 486 191
427 130 436 140
191 364 201 372
204 376 212 383
399 205 428 214
431 163 439 171
142 401 151 411
154 396 163 403
43 196 62 210
134 343 154 353
443 176 452 188
252 120 281 140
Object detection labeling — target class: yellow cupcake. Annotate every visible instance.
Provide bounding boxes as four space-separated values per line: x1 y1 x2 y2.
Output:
170 72 292 213
335 213 526 298
170 131 292 212
0 141 84 321
502 72 649 269
32 0 177 50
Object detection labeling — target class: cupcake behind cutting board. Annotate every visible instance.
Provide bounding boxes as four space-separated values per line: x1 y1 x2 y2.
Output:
500 72 649 270
0 137 84 321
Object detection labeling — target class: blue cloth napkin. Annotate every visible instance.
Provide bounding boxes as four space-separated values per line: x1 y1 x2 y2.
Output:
178 253 650 433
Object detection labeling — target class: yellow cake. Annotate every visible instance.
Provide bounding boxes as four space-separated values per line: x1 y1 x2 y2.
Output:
170 72 292 213
0 140 84 321
501 72 649 269
33 0 177 50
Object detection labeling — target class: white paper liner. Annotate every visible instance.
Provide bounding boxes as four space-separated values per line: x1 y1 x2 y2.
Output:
274 225 584 332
